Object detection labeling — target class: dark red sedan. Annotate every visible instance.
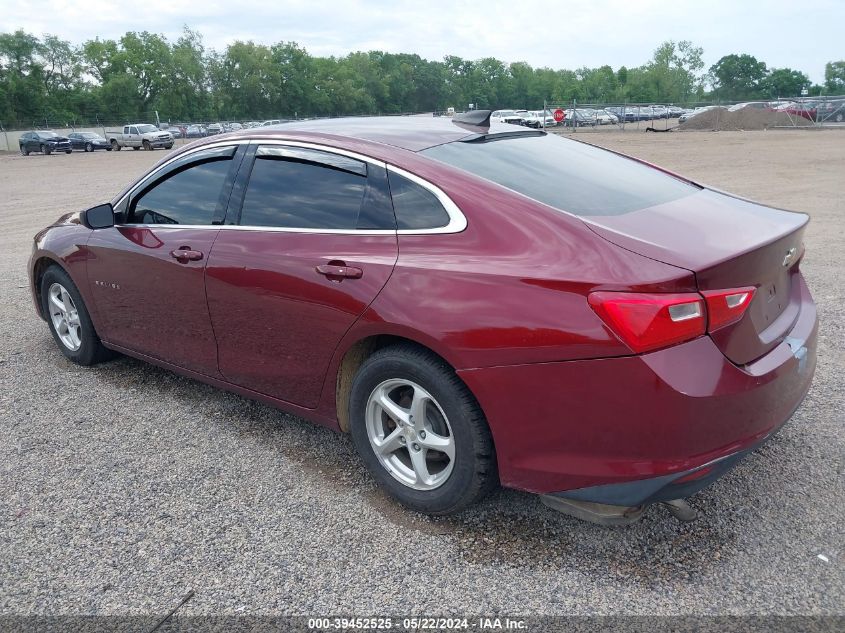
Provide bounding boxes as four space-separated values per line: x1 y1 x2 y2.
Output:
28 112 817 521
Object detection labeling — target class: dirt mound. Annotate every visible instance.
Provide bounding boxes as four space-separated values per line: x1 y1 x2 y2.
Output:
680 108 813 131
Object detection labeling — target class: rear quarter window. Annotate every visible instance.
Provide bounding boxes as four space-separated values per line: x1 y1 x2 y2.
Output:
421 133 698 217
388 172 451 230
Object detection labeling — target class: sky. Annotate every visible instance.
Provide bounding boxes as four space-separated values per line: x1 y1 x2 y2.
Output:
2 0 842 84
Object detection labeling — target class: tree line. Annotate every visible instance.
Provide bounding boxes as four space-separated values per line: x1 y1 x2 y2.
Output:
0 27 842 128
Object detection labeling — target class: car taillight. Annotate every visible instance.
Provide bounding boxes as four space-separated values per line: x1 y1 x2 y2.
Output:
589 287 757 354
701 287 756 331
588 292 706 354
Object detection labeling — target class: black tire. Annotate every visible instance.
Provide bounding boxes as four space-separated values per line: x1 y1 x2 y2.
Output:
42 144 51 155
142 140 151 151
165 143 173 150
40 266 113 366
132 146 140 151
111 140 121 151
65 149 72 154
106 147 112 151
349 344 497 515
20 145 29 156
85 143 93 152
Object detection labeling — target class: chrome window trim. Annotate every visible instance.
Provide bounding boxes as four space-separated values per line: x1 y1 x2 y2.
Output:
114 138 468 236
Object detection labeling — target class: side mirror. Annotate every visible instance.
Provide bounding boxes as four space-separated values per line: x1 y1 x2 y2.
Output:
83 203 115 229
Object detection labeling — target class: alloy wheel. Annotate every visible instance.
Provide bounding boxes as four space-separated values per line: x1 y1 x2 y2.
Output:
48 283 82 351
365 378 455 491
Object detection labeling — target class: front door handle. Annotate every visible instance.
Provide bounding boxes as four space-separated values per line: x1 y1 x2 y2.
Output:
170 248 204 262
316 264 363 280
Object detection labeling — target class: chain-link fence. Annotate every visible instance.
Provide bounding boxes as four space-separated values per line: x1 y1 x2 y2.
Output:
2 97 844 151
539 96 845 133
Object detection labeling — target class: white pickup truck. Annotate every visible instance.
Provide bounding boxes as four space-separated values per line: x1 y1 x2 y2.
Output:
108 124 174 151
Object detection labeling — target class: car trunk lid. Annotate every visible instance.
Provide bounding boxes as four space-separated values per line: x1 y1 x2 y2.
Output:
582 188 809 365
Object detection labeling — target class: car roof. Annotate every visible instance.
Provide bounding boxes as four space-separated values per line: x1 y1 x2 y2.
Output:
220 115 526 152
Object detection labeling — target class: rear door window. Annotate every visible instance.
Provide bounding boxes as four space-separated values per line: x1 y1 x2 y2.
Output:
238 146 368 230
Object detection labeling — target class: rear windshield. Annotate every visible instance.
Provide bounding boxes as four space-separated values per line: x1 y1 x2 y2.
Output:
421 134 698 217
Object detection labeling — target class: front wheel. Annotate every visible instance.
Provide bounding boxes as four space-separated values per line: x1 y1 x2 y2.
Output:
40 266 113 366
65 149 72 154
85 143 93 152
42 144 51 155
165 144 173 149
349 345 497 515
142 140 151 151
132 146 140 151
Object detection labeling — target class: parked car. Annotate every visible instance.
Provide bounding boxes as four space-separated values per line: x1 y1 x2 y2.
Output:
678 106 726 123
67 132 111 152
813 99 845 123
107 124 174 151
18 131 72 155
490 110 526 125
229 122 244 131
521 110 557 128
595 109 619 125
185 125 207 138
783 101 818 121
206 123 224 135
28 112 817 522
562 109 596 127
728 101 769 112
261 119 283 126
667 106 685 118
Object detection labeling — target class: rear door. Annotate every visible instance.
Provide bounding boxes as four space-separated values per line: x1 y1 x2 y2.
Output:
205 143 398 408
87 144 244 375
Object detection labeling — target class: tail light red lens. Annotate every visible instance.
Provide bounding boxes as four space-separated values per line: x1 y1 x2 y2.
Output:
701 287 756 331
589 287 757 354
588 292 706 354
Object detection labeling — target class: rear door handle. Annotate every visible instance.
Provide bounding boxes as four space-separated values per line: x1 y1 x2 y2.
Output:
316 264 363 280
170 248 204 262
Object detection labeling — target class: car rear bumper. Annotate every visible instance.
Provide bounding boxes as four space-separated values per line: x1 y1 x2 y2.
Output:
457 275 818 498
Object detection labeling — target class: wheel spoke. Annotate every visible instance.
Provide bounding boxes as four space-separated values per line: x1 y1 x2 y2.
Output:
49 288 65 313
67 325 82 349
409 388 430 431
419 430 455 460
372 426 404 456
61 289 75 313
375 389 409 425
409 445 433 486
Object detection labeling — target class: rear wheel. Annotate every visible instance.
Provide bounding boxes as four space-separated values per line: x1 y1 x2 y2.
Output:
132 146 140 151
40 266 113 366
349 344 497 515
111 140 121 151
20 145 29 156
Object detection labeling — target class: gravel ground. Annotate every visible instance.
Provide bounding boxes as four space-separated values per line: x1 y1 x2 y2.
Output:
0 131 843 617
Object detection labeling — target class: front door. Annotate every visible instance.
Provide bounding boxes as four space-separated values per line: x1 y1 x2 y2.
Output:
205 143 398 408
87 146 242 376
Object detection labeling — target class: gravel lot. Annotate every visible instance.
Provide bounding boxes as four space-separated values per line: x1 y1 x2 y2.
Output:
0 131 843 618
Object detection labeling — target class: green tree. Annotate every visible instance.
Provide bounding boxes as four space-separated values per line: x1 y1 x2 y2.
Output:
824 61 845 93
710 54 768 100
762 68 809 98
